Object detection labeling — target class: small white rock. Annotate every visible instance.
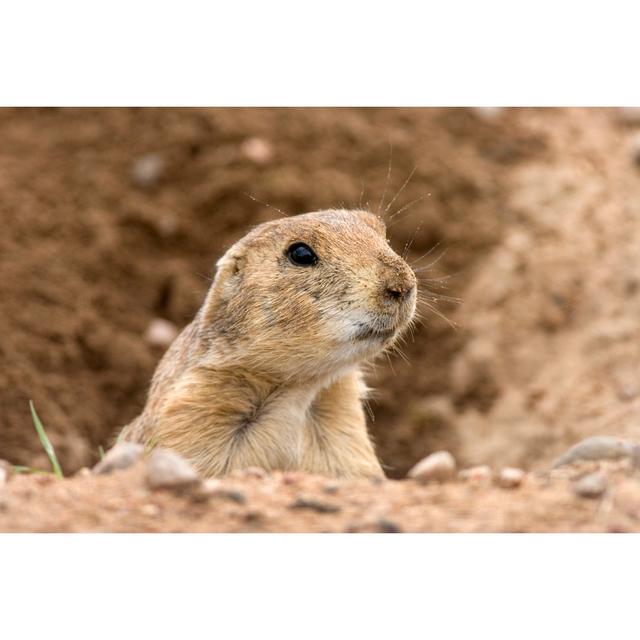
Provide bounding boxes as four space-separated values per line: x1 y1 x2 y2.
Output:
201 478 222 493
93 442 144 475
131 153 165 188
459 465 492 482
408 451 457 483
573 472 608 499
145 448 201 491
552 436 635 468
472 107 505 121
498 467 525 489
323 481 340 495
145 318 179 348
156 213 179 238
0 460 12 486
241 137 273 164
141 504 160 517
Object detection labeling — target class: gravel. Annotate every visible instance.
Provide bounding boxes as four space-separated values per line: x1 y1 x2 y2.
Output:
131 153 165 189
498 467 525 489
145 448 201 492
407 451 457 483
290 496 341 513
573 472 608 499
0 460 12 486
240 138 273 164
376 518 402 533
144 318 179 348
459 465 492 482
93 442 144 475
214 488 247 504
322 481 340 495
552 436 636 468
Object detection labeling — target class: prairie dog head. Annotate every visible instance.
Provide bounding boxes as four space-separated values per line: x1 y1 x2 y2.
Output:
201 209 417 380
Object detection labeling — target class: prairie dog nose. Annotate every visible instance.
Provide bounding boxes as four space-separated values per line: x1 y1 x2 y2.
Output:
384 280 416 302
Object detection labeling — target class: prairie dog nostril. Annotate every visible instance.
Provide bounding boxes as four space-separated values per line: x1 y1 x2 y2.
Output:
385 283 415 301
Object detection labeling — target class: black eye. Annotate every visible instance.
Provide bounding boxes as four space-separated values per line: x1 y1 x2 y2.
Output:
286 242 318 266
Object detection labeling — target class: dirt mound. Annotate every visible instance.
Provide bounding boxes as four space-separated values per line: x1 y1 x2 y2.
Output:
2 457 638 532
0 107 536 474
1 107 639 487
451 108 640 468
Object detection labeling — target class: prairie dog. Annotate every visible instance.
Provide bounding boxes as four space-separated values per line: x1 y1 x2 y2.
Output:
120 209 417 478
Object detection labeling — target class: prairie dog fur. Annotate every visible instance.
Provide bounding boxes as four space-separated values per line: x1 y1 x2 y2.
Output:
120 209 417 478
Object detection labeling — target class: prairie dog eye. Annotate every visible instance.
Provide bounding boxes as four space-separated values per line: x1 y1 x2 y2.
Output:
286 242 318 266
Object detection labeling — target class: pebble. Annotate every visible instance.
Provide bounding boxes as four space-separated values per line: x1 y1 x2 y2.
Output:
190 478 222 503
145 448 201 492
243 509 264 522
573 472 608 499
144 318 179 348
192 479 247 505
93 442 144 475
131 153 165 188
0 460 13 486
498 467 525 489
459 465 492 482
323 481 340 495
141 504 160 517
282 471 303 485
215 488 247 504
290 496 341 514
346 518 403 533
201 478 222 493
240 137 273 164
407 451 457 483
377 518 403 533
155 213 179 239
472 107 505 121
552 436 636 468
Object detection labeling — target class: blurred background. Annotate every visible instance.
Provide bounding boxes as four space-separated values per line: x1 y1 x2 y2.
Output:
1 107 639 476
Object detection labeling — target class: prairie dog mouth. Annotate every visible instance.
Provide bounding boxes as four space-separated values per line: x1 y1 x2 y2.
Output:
352 322 397 342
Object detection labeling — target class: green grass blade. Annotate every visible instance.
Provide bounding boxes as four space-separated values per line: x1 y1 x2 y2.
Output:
29 400 63 479
12 465 54 476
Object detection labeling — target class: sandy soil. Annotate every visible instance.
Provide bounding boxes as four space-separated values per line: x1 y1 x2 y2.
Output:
1 458 639 532
1 107 640 532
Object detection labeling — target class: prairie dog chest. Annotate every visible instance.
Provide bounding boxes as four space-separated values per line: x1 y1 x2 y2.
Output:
228 384 318 471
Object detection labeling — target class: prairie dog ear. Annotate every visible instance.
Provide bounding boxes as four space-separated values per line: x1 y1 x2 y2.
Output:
350 210 387 237
212 249 246 298
217 252 246 276
200 242 249 328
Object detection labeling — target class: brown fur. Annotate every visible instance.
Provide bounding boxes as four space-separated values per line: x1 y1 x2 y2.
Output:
119 209 416 478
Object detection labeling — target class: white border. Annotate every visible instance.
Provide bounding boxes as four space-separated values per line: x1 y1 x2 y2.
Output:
1 534 638 639
2 1 640 105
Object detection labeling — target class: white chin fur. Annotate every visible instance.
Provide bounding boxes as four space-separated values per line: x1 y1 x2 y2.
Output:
326 311 398 353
